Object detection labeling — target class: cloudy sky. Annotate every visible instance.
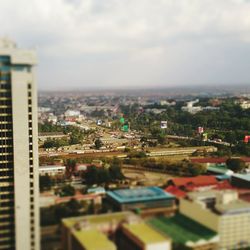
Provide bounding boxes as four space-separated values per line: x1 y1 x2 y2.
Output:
0 0 250 90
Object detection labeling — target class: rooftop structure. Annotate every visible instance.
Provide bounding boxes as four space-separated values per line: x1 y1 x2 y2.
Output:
147 146 217 157
207 165 233 176
166 175 234 198
118 223 171 250
167 176 218 189
149 214 218 249
61 212 140 250
71 229 116 250
107 187 176 216
62 212 172 250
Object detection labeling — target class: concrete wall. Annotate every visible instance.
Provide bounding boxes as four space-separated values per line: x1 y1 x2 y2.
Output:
146 242 171 250
179 198 219 232
12 71 32 250
11 67 40 250
219 214 250 249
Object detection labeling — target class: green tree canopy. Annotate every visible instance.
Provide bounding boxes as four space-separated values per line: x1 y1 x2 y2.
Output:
226 158 246 173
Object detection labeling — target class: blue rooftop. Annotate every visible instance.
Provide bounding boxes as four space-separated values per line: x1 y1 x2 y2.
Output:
216 175 231 181
107 186 175 204
233 173 250 182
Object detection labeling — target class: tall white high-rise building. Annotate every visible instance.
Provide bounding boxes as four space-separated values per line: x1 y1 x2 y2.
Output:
0 38 40 250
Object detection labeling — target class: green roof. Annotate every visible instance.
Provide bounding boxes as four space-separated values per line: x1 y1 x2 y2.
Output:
148 214 217 245
73 229 116 250
123 223 170 245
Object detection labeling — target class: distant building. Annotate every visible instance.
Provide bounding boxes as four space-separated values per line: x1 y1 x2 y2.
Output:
180 190 250 249
38 132 69 143
39 165 66 176
182 99 219 114
236 99 250 109
47 113 58 124
167 176 219 190
107 187 176 216
166 175 233 198
147 146 217 157
65 110 81 117
40 192 101 208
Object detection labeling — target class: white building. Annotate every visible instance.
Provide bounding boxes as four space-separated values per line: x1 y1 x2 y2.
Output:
0 38 40 250
65 110 81 117
180 190 250 249
39 165 66 176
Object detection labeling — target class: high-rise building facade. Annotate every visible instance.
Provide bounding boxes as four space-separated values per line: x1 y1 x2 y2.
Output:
0 38 40 250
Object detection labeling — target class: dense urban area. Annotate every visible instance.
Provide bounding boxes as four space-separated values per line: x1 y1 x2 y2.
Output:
38 90 250 250
3 0 250 249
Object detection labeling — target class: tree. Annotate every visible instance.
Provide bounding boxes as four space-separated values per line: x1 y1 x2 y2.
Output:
187 163 206 176
66 159 76 176
109 164 124 180
39 174 52 191
84 166 99 185
226 158 246 173
94 138 103 149
97 168 111 184
60 185 75 197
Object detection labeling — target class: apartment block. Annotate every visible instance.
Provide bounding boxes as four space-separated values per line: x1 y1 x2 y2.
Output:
0 38 40 250
180 190 250 249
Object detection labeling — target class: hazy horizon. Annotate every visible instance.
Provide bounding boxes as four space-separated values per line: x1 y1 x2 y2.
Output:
38 83 250 96
1 0 250 90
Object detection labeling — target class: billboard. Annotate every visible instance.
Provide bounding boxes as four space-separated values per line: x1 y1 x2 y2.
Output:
198 127 204 134
160 121 168 129
122 124 129 132
244 135 250 143
96 120 102 125
202 133 208 141
120 117 125 124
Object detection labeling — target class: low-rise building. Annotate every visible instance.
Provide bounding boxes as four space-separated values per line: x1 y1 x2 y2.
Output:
179 190 250 249
61 212 140 250
148 214 219 250
61 212 172 250
39 165 66 176
117 222 171 250
40 192 102 208
38 132 69 143
107 187 176 217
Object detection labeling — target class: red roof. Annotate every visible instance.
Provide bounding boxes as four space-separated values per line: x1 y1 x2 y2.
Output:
191 158 227 164
169 176 218 188
191 157 250 164
165 186 186 198
55 193 99 204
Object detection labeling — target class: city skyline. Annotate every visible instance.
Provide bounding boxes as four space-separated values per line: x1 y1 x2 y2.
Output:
1 0 250 90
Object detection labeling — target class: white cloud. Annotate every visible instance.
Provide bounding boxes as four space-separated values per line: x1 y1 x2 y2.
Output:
0 0 250 89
